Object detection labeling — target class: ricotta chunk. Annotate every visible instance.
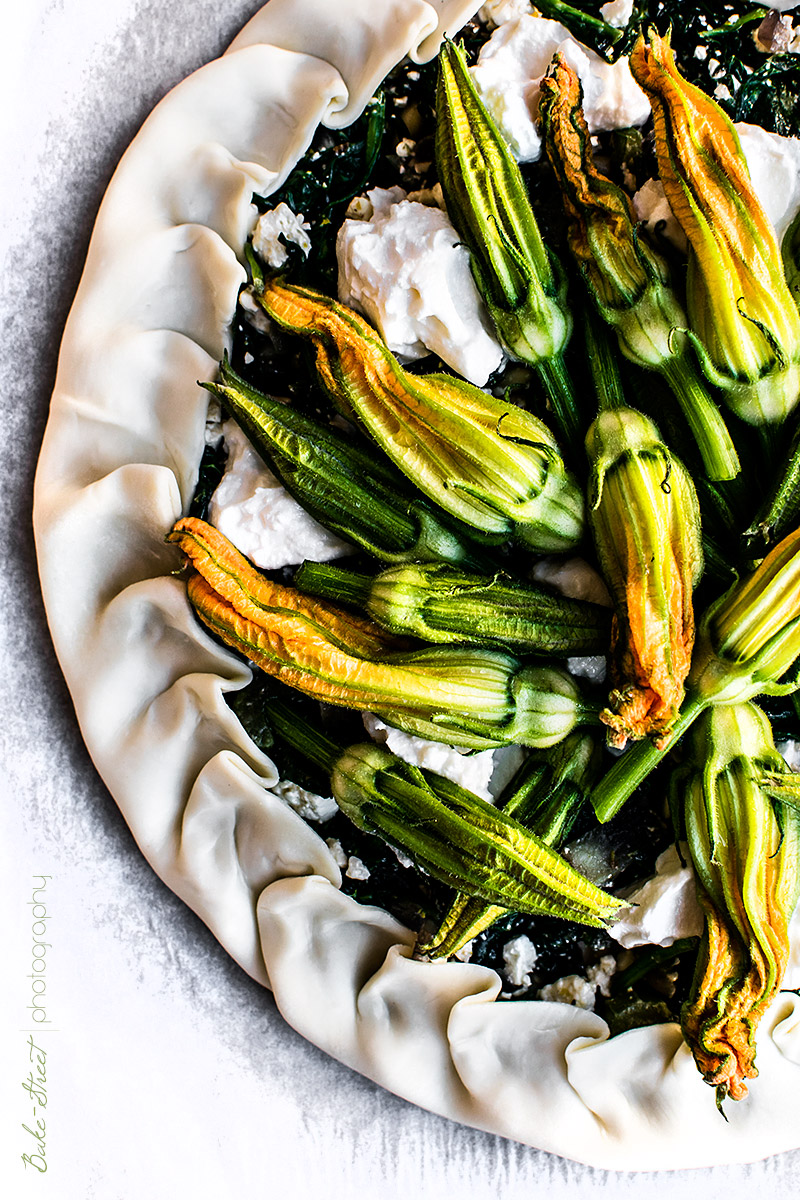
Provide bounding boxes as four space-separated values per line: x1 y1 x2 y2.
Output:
337 186 504 385
502 934 538 989
633 179 688 253
252 202 311 269
209 420 353 570
325 838 349 869
531 556 613 607
537 974 596 1009
272 780 338 824
600 0 633 28
362 713 497 801
778 738 800 772
470 16 650 163
634 126 800 254
735 122 800 242
479 0 532 26
566 655 607 684
608 844 704 949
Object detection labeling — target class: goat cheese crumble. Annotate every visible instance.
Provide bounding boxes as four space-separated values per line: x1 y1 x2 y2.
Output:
600 0 633 29
470 15 650 162
272 780 338 823
538 974 597 1009
337 186 504 385
362 712 498 800
252 203 311 269
608 845 704 949
502 934 538 989
209 420 353 570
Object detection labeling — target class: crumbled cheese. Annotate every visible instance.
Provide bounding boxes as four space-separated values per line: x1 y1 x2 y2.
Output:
391 844 415 870
633 178 689 253
600 0 633 29
538 974 596 1010
586 954 617 997
238 288 273 334
362 713 497 801
566 655 607 684
455 940 475 963
209 420 353 570
531 556 613 607
470 15 650 163
204 396 224 448
252 203 311 269
502 934 538 989
608 844 704 949
337 186 504 386
736 122 800 242
479 0 532 26
272 780 338 823
326 838 349 868
778 738 800 772
345 856 371 881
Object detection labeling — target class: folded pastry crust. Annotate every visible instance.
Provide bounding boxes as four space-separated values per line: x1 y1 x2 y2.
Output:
32 0 800 1169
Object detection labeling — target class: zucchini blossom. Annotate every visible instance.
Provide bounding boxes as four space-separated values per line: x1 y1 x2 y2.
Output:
253 278 584 553
435 40 581 445
204 358 489 570
268 702 622 929
586 407 703 747
295 559 611 657
539 53 739 482
629 30 800 425
678 703 800 1102
690 526 800 707
168 518 597 750
592 524 800 823
419 731 600 959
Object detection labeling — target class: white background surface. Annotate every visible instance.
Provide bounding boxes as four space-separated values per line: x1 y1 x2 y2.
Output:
3 2 800 1196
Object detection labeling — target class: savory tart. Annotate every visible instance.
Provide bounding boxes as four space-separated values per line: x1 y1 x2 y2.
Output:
33 0 800 1169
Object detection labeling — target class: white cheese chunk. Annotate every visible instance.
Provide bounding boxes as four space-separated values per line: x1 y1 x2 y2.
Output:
586 954 617 997
337 186 504 386
778 738 800 772
479 0 532 26
502 934 538 989
735 122 800 242
362 712 497 801
566 655 607 684
634 125 800 254
633 178 689 253
325 838 349 869
209 420 353 570
600 0 633 29
531 556 613 607
272 780 338 824
345 856 371 881
470 15 650 163
538 974 596 1009
252 202 311 269
608 844 704 949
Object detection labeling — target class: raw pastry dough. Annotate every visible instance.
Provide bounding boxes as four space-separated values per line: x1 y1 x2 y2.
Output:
33 0 800 1168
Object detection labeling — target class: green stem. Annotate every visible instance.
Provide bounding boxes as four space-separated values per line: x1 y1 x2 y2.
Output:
532 0 624 59
590 695 708 824
745 419 800 554
268 700 340 774
585 311 626 414
536 354 584 450
660 355 740 482
294 561 374 609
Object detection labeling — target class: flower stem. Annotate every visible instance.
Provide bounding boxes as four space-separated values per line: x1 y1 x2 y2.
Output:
268 699 340 774
590 694 708 823
535 353 584 450
660 355 740 482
